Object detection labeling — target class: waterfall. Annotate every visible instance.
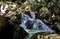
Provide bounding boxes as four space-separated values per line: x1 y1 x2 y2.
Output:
20 12 55 33
20 12 55 39
20 13 55 39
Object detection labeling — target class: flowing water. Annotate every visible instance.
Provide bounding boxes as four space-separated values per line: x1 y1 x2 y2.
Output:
20 13 55 39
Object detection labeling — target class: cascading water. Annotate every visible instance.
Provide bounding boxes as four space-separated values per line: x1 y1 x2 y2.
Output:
20 12 55 39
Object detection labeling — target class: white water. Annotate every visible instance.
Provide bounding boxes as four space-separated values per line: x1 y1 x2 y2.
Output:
20 12 55 39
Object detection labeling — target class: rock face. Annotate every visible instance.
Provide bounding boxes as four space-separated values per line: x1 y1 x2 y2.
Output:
0 15 8 29
0 16 28 39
